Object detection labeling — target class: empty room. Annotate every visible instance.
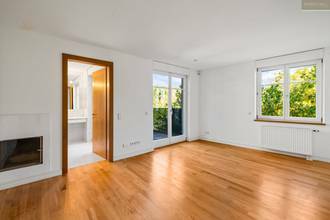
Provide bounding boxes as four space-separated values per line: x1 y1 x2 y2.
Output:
1 0 330 219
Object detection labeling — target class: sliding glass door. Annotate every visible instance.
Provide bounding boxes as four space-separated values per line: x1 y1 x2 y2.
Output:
153 72 186 147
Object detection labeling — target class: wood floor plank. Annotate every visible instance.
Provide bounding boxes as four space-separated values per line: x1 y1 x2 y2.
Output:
1 140 330 220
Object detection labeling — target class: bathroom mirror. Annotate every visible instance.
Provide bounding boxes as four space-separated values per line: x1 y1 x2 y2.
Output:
68 81 80 110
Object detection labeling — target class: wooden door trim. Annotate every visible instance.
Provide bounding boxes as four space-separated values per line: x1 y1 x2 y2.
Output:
62 54 114 175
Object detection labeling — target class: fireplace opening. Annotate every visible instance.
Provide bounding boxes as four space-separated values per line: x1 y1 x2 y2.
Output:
0 136 43 172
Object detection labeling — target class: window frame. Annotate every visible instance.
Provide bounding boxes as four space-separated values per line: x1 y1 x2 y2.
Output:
256 59 323 123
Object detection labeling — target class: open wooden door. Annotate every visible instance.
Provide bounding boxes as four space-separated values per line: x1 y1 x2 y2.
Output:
62 54 113 174
92 69 107 158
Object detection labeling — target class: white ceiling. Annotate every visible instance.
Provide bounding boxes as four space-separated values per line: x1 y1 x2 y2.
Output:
1 0 330 70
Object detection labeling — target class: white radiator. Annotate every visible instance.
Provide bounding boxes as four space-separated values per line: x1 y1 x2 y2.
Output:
261 126 313 155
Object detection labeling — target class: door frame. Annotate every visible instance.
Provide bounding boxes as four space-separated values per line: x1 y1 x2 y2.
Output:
62 54 114 175
152 71 187 148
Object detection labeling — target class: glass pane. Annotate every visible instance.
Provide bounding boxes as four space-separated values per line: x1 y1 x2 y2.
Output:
289 65 317 118
153 74 169 88
171 77 183 137
261 84 284 116
172 77 183 89
153 74 168 140
261 69 284 85
290 65 316 83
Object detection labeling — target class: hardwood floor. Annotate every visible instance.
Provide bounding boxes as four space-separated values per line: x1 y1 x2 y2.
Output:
1 140 330 220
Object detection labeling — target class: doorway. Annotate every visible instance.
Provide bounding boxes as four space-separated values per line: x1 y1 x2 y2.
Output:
152 71 187 148
62 54 113 174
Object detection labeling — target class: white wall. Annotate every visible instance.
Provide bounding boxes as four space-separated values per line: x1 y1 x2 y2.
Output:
68 123 86 143
187 71 200 141
200 47 330 162
0 27 199 189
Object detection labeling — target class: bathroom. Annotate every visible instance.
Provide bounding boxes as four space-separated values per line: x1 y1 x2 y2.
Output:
68 61 106 168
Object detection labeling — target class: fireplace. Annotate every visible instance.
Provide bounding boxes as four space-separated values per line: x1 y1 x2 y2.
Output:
0 137 43 172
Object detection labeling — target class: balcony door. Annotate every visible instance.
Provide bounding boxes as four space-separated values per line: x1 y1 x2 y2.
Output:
153 72 186 147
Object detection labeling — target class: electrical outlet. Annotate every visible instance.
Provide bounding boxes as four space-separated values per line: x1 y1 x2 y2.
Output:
122 141 141 148
129 141 141 146
205 131 210 135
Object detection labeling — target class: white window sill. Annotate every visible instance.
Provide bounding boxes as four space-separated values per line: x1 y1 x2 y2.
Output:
254 119 325 126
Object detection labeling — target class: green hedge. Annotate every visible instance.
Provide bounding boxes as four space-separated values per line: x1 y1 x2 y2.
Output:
153 108 182 136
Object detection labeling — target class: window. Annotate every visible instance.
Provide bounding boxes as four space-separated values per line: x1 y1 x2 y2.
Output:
257 60 323 123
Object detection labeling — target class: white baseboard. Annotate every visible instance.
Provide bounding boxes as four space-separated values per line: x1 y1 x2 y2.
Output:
0 170 62 191
200 137 311 160
200 137 330 163
202 137 330 163
201 136 269 152
311 156 330 163
114 147 154 161
187 136 200 142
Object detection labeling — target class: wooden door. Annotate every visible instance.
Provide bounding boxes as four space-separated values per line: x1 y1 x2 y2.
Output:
92 69 107 158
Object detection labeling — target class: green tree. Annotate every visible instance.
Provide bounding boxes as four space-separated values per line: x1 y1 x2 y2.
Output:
289 66 316 118
153 87 168 132
153 87 183 134
172 89 182 108
153 87 168 108
261 72 284 116
172 89 183 136
261 66 316 118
